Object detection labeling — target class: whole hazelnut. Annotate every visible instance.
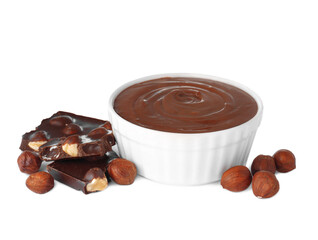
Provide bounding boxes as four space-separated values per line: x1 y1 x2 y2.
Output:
49 116 72 127
252 171 279 199
26 171 54 194
17 151 42 174
63 123 82 135
273 149 296 173
221 165 252 192
251 155 276 175
88 127 108 139
107 158 137 185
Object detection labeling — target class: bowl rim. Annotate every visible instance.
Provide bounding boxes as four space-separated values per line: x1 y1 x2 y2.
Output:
108 73 263 136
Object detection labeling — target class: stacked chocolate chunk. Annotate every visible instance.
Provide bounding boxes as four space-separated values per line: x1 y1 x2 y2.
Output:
18 111 137 194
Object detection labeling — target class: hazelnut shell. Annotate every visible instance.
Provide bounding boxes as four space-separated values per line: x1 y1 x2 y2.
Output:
17 151 42 174
221 165 252 192
84 168 106 182
26 171 54 194
107 158 137 185
251 155 276 175
252 171 279 199
273 149 296 173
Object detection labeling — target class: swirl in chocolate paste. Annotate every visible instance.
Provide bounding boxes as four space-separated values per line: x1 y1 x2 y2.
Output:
114 77 258 133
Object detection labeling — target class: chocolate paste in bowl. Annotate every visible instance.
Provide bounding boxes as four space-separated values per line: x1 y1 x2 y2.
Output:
113 77 258 133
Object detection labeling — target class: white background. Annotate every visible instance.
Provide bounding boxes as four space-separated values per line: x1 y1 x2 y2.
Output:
1 1 317 239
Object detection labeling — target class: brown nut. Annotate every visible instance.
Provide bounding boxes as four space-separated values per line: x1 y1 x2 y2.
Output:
29 131 48 141
88 127 108 139
251 155 276 175
84 168 108 193
107 158 137 185
26 171 54 194
273 149 296 173
28 131 48 151
101 121 112 130
17 151 42 174
221 165 252 192
62 135 80 157
49 116 72 127
63 123 82 135
252 171 279 199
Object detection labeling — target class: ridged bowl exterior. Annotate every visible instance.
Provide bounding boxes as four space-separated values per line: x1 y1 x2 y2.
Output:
108 73 263 185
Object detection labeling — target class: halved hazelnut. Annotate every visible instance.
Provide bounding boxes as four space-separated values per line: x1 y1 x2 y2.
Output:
28 141 47 151
28 131 48 151
62 143 78 157
86 178 108 192
62 135 79 157
84 168 108 193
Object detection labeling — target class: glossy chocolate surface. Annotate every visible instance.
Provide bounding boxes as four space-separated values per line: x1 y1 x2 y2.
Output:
47 152 120 194
47 155 109 194
114 77 258 133
20 111 115 160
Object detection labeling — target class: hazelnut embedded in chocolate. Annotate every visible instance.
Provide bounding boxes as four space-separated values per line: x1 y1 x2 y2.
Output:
62 135 80 157
63 123 82 135
49 116 72 127
20 111 114 161
28 131 48 151
29 131 48 142
47 155 109 194
82 143 102 155
84 168 108 193
101 122 112 130
88 127 108 139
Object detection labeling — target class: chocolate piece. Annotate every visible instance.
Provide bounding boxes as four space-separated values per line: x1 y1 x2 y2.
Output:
47 155 111 194
20 111 115 161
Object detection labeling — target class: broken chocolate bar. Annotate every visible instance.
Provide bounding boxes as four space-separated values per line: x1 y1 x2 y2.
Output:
47 155 110 194
20 111 115 161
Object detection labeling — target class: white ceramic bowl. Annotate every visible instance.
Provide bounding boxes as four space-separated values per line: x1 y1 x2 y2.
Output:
108 73 263 185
